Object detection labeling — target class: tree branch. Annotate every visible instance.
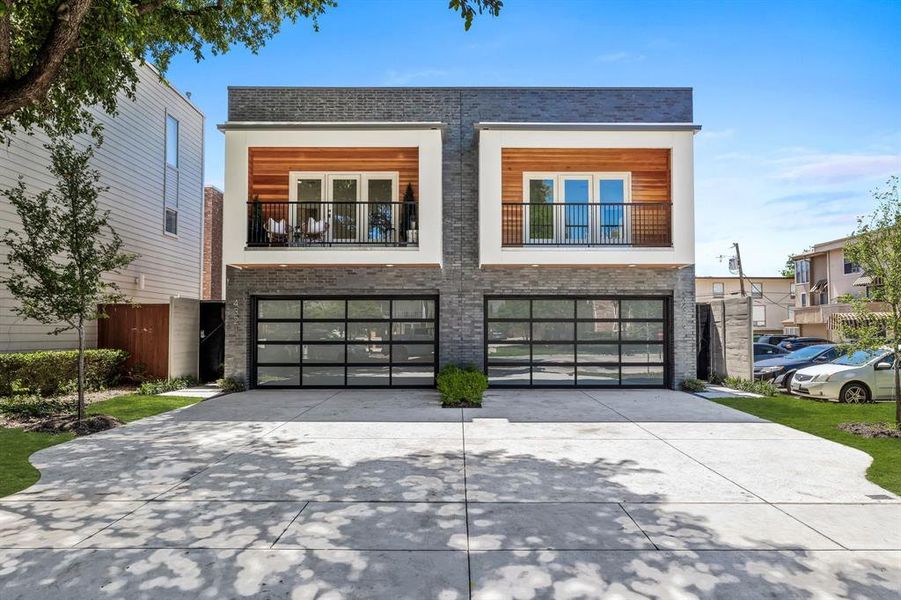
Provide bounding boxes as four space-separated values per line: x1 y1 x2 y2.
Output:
0 0 94 119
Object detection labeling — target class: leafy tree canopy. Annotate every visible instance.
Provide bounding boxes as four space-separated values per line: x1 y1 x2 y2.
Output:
0 0 502 143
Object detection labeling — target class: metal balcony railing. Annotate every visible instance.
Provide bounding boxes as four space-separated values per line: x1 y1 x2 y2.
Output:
501 202 672 247
247 201 419 247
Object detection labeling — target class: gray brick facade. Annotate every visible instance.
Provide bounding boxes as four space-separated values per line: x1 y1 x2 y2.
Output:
224 87 696 387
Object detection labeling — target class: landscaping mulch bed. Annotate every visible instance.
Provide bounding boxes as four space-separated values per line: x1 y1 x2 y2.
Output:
837 422 901 439
24 414 124 435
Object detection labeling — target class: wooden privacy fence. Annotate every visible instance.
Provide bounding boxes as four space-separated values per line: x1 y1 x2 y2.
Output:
98 304 169 379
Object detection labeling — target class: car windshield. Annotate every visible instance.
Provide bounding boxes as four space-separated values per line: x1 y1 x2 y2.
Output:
833 349 885 366
787 345 831 359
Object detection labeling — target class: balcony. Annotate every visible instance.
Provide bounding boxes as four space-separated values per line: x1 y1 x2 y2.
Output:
501 202 672 247
247 201 419 248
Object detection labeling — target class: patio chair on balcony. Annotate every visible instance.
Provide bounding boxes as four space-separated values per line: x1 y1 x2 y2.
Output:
265 218 289 246
301 216 330 245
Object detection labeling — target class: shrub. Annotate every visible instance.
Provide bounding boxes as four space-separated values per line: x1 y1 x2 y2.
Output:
0 394 77 419
216 376 245 394
680 378 707 392
436 365 488 407
723 376 779 397
0 349 127 396
708 372 726 385
0 353 25 396
138 376 198 396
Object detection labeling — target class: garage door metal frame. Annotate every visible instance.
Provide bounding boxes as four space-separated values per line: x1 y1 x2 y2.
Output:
250 295 439 389
483 294 673 388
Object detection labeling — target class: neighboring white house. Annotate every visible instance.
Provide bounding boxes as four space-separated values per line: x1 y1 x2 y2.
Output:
0 63 204 352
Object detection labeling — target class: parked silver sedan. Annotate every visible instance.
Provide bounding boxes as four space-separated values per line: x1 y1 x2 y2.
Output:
790 348 897 403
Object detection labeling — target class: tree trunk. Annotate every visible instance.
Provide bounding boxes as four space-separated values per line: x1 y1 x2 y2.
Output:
895 350 900 428
77 324 85 423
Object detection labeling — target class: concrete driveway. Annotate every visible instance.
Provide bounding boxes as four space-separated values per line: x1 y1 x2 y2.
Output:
1 389 899 599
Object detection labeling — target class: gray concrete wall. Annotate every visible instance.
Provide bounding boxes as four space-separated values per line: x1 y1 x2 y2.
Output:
168 297 200 379
705 297 753 380
224 87 696 387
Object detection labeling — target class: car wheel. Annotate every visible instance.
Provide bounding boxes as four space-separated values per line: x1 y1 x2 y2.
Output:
782 371 795 393
840 382 871 404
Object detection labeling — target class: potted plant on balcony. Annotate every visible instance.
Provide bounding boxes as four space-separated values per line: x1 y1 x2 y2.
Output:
402 183 418 245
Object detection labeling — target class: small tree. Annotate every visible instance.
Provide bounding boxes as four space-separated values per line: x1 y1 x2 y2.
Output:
781 254 796 278
1 138 136 423
838 176 901 426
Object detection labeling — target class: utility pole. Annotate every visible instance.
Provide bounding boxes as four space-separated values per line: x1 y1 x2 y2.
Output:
733 242 746 296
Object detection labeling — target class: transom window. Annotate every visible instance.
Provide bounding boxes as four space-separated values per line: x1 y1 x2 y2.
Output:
523 172 631 245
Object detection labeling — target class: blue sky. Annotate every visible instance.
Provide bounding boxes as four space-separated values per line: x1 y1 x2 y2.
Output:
164 0 901 276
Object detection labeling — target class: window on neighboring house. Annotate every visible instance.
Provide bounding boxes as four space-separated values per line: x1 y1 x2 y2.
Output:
795 259 810 284
752 305 766 327
800 293 807 307
712 282 724 298
787 306 795 321
820 291 828 305
790 283 796 299
751 282 763 299
843 253 861 275
164 114 179 235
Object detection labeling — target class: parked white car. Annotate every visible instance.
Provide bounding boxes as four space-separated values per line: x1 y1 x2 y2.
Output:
790 348 897 403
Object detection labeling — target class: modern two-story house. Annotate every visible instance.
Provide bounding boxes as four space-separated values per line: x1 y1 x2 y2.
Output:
220 87 698 389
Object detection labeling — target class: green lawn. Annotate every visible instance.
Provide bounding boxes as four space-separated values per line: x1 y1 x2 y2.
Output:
714 395 901 496
0 394 199 498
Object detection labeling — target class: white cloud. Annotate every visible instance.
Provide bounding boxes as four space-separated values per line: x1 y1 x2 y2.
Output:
595 51 645 63
773 153 900 183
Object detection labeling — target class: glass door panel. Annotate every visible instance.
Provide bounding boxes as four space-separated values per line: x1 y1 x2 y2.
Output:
297 178 325 242
328 175 360 242
562 177 590 243
599 178 627 244
366 178 395 243
525 178 555 243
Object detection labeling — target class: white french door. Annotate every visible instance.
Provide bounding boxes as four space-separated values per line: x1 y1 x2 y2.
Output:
289 171 400 244
523 173 630 245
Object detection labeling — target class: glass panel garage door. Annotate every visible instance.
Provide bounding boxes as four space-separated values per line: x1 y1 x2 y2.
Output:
253 296 438 388
485 296 670 387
